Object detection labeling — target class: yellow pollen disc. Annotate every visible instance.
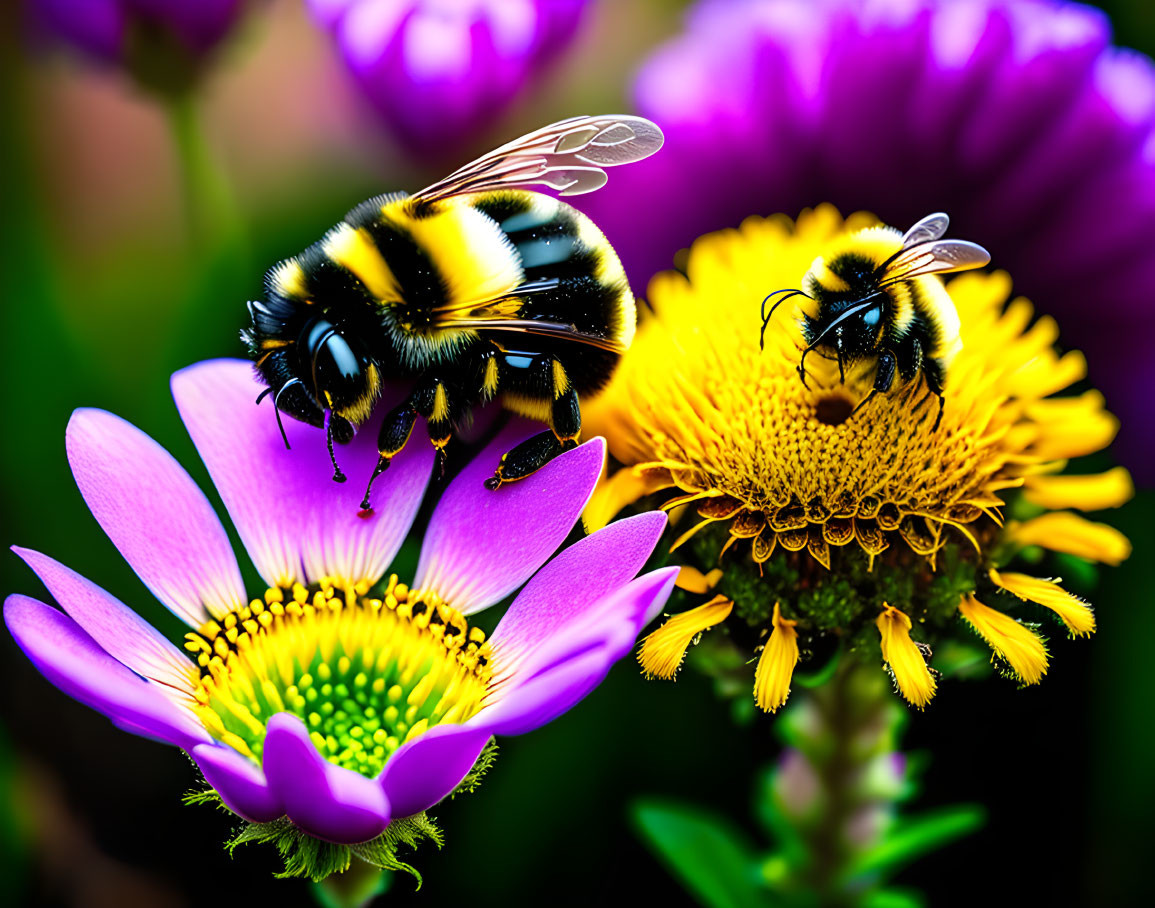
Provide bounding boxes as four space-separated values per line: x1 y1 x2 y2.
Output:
183 576 493 776
584 206 1130 572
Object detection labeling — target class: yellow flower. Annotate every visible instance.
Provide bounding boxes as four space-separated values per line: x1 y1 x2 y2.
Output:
586 206 1132 711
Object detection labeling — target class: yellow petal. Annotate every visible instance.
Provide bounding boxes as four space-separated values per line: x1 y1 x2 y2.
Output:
675 566 724 594
989 570 1095 637
876 605 936 708
958 595 1048 685
1023 467 1134 511
583 466 674 533
1010 511 1132 565
1027 391 1119 460
753 603 800 713
638 595 733 680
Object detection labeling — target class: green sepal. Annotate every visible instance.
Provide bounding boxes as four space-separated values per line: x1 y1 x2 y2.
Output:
227 811 443 884
845 804 985 882
451 739 498 799
632 799 772 908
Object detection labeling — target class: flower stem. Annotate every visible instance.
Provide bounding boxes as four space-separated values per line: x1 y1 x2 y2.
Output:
165 91 236 249
311 859 391 908
772 660 906 906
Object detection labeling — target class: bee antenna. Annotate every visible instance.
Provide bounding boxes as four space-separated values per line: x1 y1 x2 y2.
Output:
760 289 807 351
271 379 304 450
324 411 347 484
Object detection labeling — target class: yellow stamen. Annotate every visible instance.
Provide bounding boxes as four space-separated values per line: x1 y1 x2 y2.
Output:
753 604 799 713
876 605 936 709
958 595 1048 685
989 570 1095 637
1010 512 1132 565
638 595 733 680
188 577 494 777
1023 467 1134 512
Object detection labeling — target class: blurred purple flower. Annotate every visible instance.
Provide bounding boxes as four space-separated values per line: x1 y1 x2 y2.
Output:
30 0 247 67
310 0 590 156
579 0 1155 474
4 358 674 855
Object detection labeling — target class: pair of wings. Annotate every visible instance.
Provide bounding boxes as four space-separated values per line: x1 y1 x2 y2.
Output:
878 213 991 286
409 115 664 353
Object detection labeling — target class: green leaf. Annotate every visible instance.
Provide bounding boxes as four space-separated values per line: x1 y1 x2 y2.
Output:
861 887 926 908
847 805 985 881
632 800 771 908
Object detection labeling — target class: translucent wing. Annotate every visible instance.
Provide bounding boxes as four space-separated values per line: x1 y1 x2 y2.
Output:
881 240 991 285
412 115 665 203
442 317 627 353
901 212 950 249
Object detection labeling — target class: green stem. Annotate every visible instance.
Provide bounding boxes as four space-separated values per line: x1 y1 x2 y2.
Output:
164 90 246 259
311 859 391 908
776 660 904 906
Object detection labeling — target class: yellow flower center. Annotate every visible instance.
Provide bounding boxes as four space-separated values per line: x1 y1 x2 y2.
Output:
183 576 492 777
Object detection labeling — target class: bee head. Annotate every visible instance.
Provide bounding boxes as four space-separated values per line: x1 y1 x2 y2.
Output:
300 318 380 430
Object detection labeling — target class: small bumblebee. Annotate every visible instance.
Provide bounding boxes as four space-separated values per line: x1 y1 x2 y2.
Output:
761 213 991 429
242 115 663 509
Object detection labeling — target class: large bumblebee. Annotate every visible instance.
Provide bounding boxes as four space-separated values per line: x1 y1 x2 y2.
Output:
761 213 991 429
242 115 663 508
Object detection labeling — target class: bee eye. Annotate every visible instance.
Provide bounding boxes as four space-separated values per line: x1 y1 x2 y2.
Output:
300 318 368 405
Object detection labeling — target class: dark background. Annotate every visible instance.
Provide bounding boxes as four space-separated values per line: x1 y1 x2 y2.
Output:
1 1 1151 905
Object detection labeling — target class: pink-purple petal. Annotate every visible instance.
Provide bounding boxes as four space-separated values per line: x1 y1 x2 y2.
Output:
489 511 667 672
66 408 245 627
415 430 606 614
3 595 211 751
474 567 679 737
12 547 196 696
377 724 492 819
469 645 612 738
262 713 391 844
172 359 434 590
192 743 283 824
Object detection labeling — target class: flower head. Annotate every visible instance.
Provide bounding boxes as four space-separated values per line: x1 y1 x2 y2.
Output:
585 207 1131 711
5 359 675 878
309 0 590 156
579 0 1155 473
28 0 249 92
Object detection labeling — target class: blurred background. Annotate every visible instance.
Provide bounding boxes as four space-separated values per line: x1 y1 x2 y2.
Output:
0 1 1151 905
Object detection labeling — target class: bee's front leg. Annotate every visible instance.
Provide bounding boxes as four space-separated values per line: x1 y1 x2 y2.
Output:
360 376 461 511
485 355 580 491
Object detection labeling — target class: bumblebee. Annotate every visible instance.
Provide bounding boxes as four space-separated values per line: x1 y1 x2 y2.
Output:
761 213 991 429
242 115 663 508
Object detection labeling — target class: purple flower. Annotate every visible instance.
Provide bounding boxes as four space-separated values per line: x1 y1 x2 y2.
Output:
310 0 590 156
578 0 1155 474
28 0 248 87
4 359 674 864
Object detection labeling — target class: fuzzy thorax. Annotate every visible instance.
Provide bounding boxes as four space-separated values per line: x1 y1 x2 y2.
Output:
184 577 492 777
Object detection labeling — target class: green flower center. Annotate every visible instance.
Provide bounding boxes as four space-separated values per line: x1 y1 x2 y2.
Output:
184 577 492 777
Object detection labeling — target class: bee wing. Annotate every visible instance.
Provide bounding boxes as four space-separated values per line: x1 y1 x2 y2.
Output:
412 115 664 202
901 212 950 248
447 317 628 353
881 240 991 284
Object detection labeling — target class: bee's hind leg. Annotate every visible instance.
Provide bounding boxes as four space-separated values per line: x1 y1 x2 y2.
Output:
485 356 580 491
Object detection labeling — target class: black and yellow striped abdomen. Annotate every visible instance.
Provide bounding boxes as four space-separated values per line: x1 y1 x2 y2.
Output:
247 188 635 428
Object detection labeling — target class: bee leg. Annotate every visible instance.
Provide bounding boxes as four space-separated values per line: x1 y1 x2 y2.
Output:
415 379 456 478
854 349 897 417
924 356 947 432
360 401 419 512
485 431 577 491
325 411 353 483
485 356 580 491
